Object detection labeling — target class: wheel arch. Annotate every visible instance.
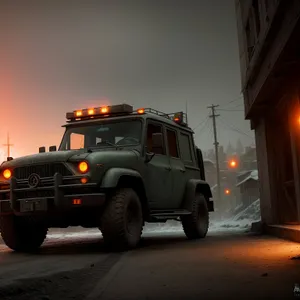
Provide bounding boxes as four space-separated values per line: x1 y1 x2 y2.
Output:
182 179 213 212
101 168 149 219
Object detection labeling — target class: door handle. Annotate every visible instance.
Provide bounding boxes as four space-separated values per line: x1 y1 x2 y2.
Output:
179 168 186 173
165 167 171 171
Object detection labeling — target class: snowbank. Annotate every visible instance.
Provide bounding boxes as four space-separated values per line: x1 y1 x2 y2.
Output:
210 199 261 230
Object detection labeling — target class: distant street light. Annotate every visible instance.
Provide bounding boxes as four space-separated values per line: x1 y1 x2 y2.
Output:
228 159 238 168
224 188 230 195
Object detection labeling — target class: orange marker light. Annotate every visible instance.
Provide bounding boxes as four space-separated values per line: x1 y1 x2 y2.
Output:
137 108 145 114
73 199 82 205
75 110 83 117
88 108 95 115
81 177 88 184
3 169 11 180
100 107 108 113
78 161 89 173
225 189 230 195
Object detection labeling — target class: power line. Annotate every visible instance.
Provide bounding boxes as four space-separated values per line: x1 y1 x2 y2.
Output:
220 94 243 108
193 115 209 131
193 117 211 136
218 117 254 140
217 109 244 112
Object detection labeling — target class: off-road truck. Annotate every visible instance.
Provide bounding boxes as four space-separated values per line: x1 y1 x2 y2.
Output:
0 104 213 252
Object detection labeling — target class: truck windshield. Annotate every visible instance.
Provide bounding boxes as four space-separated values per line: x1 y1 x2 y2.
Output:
59 119 142 150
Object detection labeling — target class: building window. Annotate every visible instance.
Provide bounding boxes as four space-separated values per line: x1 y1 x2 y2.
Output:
166 129 179 158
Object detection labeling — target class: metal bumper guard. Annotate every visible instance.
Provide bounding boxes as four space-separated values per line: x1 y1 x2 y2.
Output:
0 173 106 213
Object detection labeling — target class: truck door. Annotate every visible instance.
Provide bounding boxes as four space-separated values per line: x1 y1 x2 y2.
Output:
144 121 172 209
165 127 186 208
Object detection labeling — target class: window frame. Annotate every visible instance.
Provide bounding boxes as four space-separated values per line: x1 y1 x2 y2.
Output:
179 132 195 166
165 126 180 159
144 119 167 156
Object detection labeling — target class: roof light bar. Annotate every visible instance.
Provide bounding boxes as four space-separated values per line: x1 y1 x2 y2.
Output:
137 108 145 114
66 104 133 120
173 112 184 124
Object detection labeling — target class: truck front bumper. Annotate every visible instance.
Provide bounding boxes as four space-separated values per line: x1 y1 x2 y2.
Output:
0 173 106 215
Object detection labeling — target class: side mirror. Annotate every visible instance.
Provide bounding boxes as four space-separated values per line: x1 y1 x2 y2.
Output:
39 147 46 153
49 145 57 152
152 132 163 153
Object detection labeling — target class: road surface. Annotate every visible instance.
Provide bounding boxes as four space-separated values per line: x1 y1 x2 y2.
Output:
0 227 299 300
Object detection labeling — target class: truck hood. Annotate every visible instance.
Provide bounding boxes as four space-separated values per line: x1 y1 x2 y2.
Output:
1 147 141 169
1 150 88 169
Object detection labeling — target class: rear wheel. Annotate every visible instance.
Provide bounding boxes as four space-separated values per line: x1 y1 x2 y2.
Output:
0 215 48 252
100 188 143 251
181 193 209 239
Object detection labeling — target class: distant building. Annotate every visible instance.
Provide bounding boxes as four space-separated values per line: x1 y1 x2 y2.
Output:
235 0 300 227
236 170 259 208
203 159 216 186
240 146 257 171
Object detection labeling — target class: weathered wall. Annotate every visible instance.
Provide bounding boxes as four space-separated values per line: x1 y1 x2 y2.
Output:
254 118 273 224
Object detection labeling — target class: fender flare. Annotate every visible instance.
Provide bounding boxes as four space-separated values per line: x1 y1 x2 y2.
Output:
100 168 143 188
182 179 213 212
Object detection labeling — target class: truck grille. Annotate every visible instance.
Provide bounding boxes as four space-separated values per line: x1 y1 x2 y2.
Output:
14 163 72 180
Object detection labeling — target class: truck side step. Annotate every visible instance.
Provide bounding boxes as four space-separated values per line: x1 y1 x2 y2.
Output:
150 209 192 217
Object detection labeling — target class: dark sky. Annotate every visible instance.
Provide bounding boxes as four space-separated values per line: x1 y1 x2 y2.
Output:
0 0 254 159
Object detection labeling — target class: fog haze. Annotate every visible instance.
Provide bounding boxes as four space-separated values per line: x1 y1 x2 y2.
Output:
0 0 254 159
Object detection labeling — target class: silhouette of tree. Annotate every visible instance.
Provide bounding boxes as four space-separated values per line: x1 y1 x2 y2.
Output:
226 141 234 156
236 138 244 155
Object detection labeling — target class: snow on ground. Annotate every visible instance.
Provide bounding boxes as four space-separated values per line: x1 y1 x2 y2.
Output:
45 200 261 240
1 199 260 243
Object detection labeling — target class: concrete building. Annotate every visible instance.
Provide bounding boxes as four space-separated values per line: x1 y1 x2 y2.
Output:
235 0 300 232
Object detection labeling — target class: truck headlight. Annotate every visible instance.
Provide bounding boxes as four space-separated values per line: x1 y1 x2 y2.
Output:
78 161 89 173
3 169 12 180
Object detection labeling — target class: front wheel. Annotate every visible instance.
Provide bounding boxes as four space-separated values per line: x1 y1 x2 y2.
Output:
181 193 209 239
0 215 48 252
100 188 144 251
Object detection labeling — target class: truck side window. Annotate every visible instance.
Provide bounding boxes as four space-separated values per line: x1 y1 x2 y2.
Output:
146 123 165 155
166 129 179 158
179 133 193 163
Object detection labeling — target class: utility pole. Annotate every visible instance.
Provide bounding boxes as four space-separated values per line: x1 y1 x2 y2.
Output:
3 133 13 158
207 105 221 204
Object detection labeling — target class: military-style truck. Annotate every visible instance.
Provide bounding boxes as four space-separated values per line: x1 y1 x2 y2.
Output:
0 104 213 252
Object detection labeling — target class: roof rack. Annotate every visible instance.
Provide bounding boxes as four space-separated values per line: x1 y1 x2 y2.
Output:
140 108 188 126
